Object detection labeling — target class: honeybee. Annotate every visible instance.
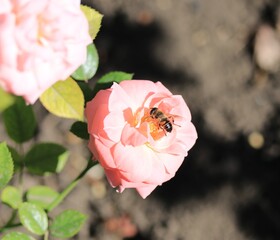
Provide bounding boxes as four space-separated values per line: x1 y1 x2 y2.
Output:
149 107 179 134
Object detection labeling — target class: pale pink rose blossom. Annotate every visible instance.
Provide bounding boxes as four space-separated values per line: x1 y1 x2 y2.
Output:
0 0 91 104
85 80 197 198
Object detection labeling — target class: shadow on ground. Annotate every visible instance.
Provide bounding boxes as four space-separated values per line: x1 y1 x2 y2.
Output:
91 7 280 240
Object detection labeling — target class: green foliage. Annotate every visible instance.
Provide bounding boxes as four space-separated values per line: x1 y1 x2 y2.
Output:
50 210 87 238
80 5 103 40
0 142 14 190
71 43 99 81
40 77 84 121
0 88 15 112
1 186 22 209
18 202 48 236
92 71 134 96
24 143 69 175
2 97 36 143
7 146 21 172
1 232 36 240
77 81 94 103
26 186 59 209
70 121 89 140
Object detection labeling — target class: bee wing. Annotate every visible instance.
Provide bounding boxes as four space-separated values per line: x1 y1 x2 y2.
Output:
166 113 180 120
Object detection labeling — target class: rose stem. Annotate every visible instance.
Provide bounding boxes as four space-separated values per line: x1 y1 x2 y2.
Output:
46 160 97 212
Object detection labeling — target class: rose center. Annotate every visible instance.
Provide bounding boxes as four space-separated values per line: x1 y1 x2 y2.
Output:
140 108 166 140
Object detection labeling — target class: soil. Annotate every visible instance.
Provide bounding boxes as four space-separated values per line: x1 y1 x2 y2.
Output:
1 0 280 239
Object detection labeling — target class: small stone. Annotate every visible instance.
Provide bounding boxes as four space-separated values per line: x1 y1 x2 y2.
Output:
91 181 107 199
254 24 280 73
248 131 264 149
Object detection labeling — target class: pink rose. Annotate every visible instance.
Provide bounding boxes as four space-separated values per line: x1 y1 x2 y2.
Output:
85 80 197 198
0 0 91 104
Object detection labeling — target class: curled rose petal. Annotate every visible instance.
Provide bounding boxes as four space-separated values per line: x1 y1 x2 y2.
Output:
85 80 197 198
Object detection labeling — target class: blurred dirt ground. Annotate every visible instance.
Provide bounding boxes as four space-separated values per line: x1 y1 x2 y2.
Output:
2 0 280 239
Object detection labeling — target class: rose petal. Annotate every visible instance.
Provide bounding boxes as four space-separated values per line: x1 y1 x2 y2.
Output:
176 122 198 152
119 80 160 111
155 81 173 95
113 143 153 182
145 92 170 109
85 89 111 129
92 138 116 169
158 95 192 122
109 82 133 111
158 152 185 175
88 104 108 136
136 185 158 199
121 124 148 147
104 169 122 188
103 111 127 142
113 143 168 185
0 1 11 14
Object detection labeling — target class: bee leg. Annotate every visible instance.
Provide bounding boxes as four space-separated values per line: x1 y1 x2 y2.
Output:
168 116 175 123
160 126 167 136
168 116 181 127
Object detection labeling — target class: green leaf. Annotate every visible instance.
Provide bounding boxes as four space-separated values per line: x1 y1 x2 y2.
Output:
24 143 69 175
1 186 22 209
81 5 103 40
26 186 59 209
40 77 84 121
92 71 134 96
2 97 36 143
50 210 87 238
70 121 89 140
71 43 99 81
0 142 14 190
98 71 134 83
7 146 21 172
18 202 48 236
77 81 94 103
0 88 15 112
2 232 36 240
